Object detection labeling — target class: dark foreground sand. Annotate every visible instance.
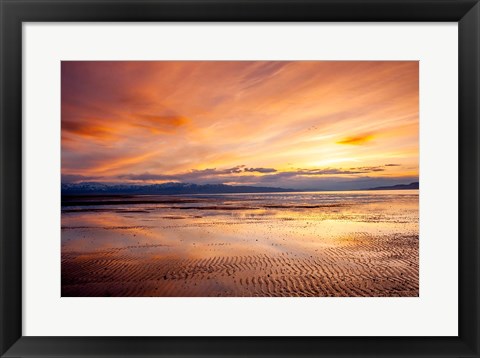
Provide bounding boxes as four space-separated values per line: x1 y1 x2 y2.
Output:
62 232 418 297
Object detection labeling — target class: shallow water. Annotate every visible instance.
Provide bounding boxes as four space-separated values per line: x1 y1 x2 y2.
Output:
61 190 419 297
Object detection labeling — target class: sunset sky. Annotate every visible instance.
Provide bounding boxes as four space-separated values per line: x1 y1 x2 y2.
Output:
61 61 418 190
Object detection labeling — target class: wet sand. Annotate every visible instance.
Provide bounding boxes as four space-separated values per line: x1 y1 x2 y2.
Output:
61 190 419 297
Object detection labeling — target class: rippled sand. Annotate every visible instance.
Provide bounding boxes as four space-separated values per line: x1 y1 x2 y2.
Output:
61 190 419 297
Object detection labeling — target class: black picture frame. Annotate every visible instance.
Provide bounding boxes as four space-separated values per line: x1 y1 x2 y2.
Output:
1 0 479 357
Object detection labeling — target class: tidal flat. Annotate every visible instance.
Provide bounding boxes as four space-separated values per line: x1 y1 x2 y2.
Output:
61 190 419 297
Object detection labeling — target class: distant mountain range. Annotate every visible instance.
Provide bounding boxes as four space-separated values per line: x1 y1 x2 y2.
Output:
367 182 419 190
61 181 420 195
61 182 295 195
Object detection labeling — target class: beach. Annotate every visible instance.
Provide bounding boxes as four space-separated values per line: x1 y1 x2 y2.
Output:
61 190 419 297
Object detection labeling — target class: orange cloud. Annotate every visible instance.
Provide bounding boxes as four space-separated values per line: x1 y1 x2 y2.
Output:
337 134 374 145
132 114 189 134
61 61 418 188
62 120 120 141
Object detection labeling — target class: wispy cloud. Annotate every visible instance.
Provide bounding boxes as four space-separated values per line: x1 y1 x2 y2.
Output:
337 134 374 145
61 61 418 189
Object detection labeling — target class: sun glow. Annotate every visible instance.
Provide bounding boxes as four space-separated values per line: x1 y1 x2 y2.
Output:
62 61 418 190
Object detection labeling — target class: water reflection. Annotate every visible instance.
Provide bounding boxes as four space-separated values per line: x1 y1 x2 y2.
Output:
62 190 419 297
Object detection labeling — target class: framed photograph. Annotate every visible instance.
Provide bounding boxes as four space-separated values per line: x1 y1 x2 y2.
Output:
1 0 479 357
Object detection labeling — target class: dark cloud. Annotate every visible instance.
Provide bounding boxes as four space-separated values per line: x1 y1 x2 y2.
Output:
292 166 385 176
118 166 248 182
384 163 401 167
349 166 385 172
244 167 277 173
62 174 103 183
191 166 245 175
118 173 171 181
113 164 391 184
